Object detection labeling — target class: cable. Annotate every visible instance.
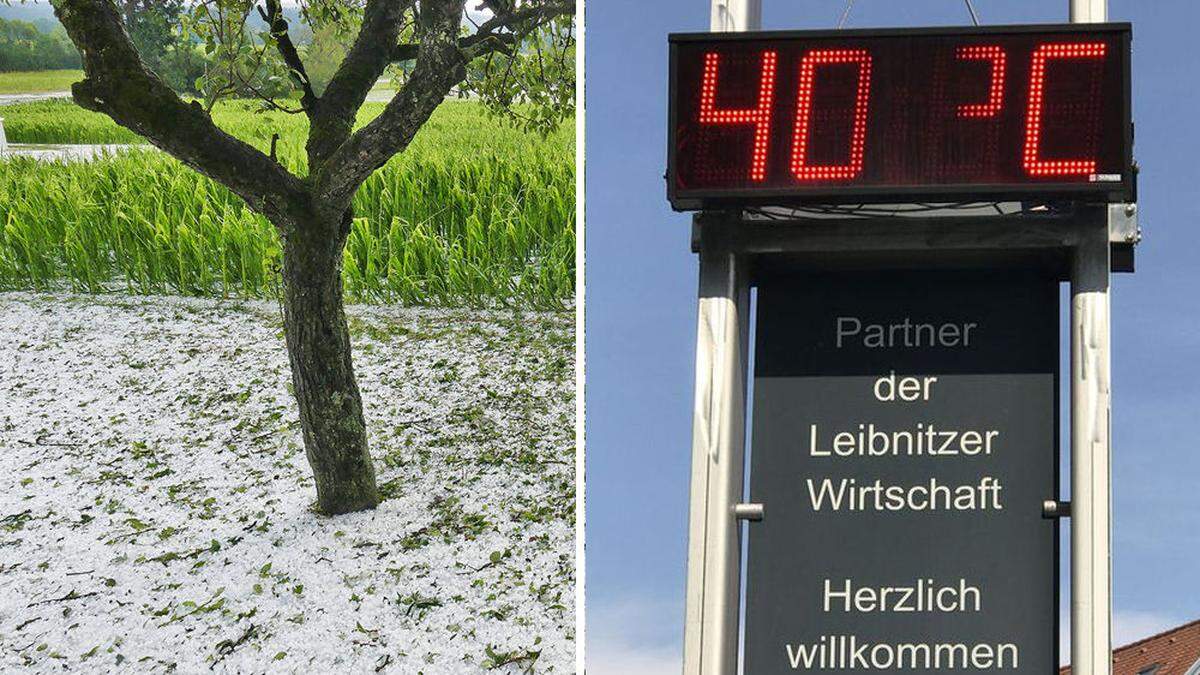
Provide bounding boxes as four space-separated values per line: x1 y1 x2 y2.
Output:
964 0 982 26
838 0 980 29
837 0 857 29
742 201 1070 221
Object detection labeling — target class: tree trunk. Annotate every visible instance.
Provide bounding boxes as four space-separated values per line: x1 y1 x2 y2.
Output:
279 212 378 515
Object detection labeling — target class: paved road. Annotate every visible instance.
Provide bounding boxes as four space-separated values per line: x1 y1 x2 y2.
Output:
0 143 146 162
0 91 72 106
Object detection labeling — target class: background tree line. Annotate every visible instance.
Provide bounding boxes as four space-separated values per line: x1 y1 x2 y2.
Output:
0 16 79 70
1 1 348 106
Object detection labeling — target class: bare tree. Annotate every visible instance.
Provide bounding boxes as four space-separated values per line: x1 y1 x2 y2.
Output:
47 0 574 515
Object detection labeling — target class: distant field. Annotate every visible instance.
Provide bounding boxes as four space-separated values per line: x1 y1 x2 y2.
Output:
0 69 81 94
0 99 575 308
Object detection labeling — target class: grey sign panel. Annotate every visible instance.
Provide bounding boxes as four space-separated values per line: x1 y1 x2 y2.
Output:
745 270 1058 673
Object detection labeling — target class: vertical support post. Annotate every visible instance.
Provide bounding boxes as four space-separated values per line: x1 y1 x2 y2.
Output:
683 242 749 675
682 5 761 673
1071 215 1113 675
1070 0 1106 23
710 0 762 33
1070 4 1112 675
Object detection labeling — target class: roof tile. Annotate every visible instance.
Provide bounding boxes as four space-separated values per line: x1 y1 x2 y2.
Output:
1061 619 1200 675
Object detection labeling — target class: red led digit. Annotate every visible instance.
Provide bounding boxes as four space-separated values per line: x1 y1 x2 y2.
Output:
1023 42 1108 176
790 49 873 181
956 45 1007 118
698 50 778 181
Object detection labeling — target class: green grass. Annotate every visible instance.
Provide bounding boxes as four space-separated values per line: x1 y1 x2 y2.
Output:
0 99 574 309
0 70 83 95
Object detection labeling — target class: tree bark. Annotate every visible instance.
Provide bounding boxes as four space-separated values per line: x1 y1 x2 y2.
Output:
279 212 378 515
121 0 135 28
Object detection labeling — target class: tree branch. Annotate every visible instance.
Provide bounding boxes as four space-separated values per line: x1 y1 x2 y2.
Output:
307 0 412 166
314 0 467 210
52 0 307 219
389 32 516 62
315 0 573 210
257 0 316 111
388 1 572 62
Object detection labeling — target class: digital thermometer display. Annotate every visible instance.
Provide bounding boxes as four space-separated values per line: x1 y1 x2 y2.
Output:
667 24 1132 209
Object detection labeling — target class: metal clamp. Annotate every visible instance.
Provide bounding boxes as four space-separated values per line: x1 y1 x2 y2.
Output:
1042 500 1072 519
733 503 764 521
1108 203 1140 244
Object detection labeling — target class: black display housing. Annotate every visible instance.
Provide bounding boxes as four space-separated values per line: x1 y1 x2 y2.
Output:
667 23 1133 210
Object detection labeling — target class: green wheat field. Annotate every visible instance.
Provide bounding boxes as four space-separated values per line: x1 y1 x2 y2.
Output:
0 69 82 94
0 97 574 309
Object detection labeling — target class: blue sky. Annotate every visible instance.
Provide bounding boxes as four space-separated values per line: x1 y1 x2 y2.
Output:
585 0 1200 671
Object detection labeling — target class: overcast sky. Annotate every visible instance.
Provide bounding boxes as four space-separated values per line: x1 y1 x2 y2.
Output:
585 0 1200 672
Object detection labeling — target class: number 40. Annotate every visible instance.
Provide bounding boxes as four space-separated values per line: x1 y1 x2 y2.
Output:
698 42 1108 181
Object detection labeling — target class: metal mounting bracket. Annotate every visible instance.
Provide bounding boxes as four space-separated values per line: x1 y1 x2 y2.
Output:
733 503 764 521
1042 500 1072 519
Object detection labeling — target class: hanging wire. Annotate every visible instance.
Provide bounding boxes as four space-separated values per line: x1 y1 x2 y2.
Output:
837 0 983 29
964 0 982 26
837 0 857 29
742 201 1067 221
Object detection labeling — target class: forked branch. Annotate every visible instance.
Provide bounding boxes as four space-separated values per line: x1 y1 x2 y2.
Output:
308 0 413 164
315 0 574 208
52 0 308 218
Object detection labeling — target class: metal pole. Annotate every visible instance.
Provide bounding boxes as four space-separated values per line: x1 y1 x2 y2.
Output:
710 0 762 33
1071 216 1113 675
683 5 761 674
1070 4 1112 675
1071 0 1107 23
682 245 749 675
